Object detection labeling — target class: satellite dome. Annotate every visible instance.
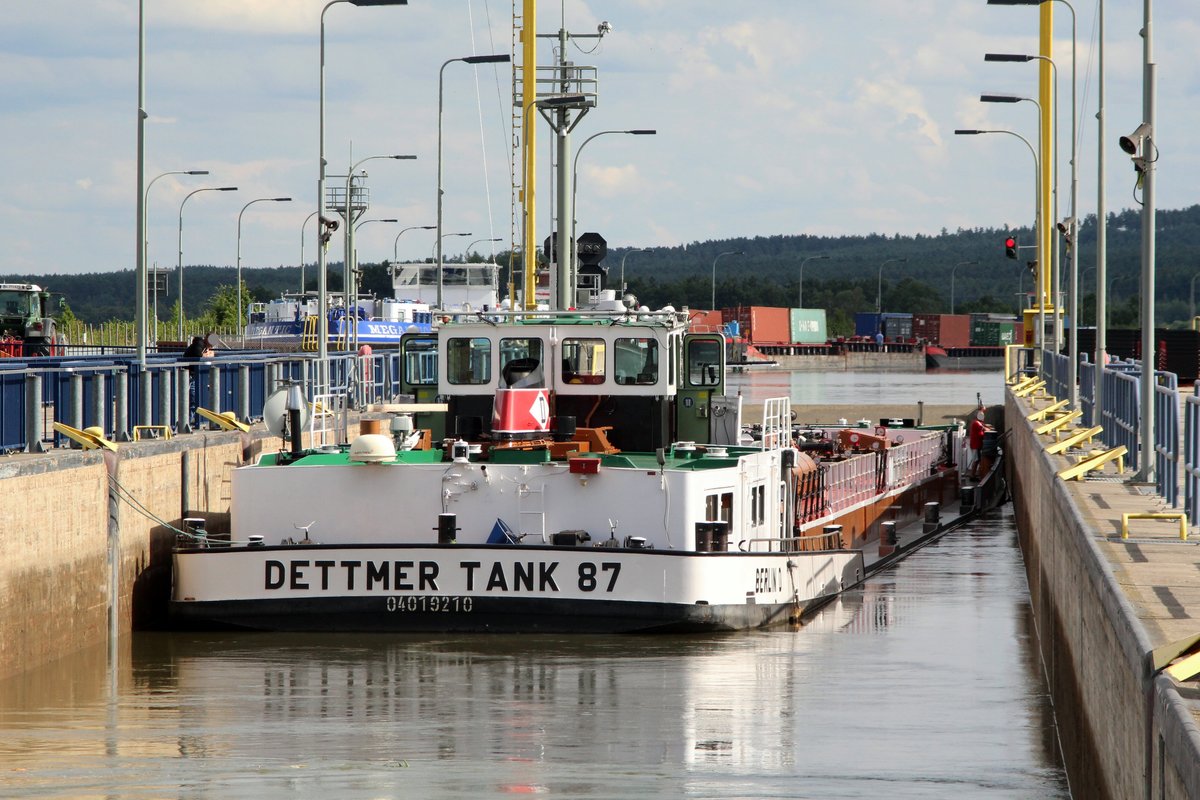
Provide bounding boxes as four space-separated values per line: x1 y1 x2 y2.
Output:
348 434 397 464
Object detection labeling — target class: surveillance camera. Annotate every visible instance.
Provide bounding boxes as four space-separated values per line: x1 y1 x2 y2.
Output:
598 20 612 36
1056 217 1075 234
1119 122 1151 155
320 216 340 232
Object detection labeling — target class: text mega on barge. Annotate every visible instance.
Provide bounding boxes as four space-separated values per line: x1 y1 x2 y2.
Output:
170 302 966 633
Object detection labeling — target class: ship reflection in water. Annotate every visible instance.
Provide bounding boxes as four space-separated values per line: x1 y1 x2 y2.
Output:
0 507 1067 798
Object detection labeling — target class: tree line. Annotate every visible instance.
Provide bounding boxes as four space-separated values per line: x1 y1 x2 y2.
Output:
6 204 1197 335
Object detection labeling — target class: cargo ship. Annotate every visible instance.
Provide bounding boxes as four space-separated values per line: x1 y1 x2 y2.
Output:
169 304 979 633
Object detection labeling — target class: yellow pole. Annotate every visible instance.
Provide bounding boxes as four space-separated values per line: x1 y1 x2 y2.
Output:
1039 5 1053 319
521 0 537 309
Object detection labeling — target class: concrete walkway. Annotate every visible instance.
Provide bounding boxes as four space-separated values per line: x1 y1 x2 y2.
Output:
1011 388 1200 798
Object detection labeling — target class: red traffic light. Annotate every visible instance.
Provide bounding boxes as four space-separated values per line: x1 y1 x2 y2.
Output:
1004 237 1018 260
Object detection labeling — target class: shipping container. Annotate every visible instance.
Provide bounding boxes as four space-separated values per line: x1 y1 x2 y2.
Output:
689 309 723 334
725 306 791 345
880 312 912 341
789 308 828 344
970 320 1017 347
913 313 971 347
855 311 881 338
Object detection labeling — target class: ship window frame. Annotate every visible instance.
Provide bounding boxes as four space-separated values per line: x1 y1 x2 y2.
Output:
445 336 493 385
560 337 606 385
686 338 723 387
614 336 659 386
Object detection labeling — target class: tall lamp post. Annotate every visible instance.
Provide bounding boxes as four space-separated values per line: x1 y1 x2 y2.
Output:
980 93 1046 350
437 53 510 311
146 170 208 342
300 211 319 293
986 54 1064 359
237 197 292 339
318 0 409 390
178 186 238 340
394 225 435 262
955 128 1042 346
465 237 502 258
571 129 656 295
343 154 416 343
711 250 743 312
950 261 979 314
797 255 830 309
620 248 645 291
350 218 397 289
989 0 1080 407
876 258 908 314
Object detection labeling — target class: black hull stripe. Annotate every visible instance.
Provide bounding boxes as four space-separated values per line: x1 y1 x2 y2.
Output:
169 596 806 634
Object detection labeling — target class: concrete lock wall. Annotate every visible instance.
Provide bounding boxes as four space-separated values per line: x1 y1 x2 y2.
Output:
1006 394 1200 799
0 421 368 681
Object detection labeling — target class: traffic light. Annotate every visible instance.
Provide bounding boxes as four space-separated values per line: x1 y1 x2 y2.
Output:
1005 237 1017 259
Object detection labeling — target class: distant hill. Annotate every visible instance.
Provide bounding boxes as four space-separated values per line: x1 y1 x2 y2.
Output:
5 204 1197 330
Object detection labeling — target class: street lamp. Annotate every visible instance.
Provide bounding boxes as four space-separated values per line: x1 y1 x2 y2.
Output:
433 232 473 260
950 260 979 315
988 0 1081 407
318 0 408 388
237 197 292 339
437 53 510 310
145 169 208 342
711 250 743 312
343 155 416 334
797 255 830 309
876 258 908 314
955 128 1042 346
620 248 645 291
300 211 319 293
394 225 435 263
986 54 1063 357
465 237 502 258
178 186 238 340
571 129 656 293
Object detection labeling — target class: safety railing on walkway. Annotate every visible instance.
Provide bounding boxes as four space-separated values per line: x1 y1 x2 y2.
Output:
1024 351 1199 522
0 350 406 453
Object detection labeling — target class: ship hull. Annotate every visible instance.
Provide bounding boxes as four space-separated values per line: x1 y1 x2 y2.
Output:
171 544 865 634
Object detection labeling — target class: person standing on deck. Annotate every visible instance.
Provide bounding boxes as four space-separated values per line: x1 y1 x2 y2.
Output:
968 409 991 478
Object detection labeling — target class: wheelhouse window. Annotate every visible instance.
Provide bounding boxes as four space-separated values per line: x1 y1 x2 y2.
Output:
499 337 544 388
687 339 722 387
446 337 492 385
561 338 606 385
705 491 733 523
402 336 437 385
614 337 659 385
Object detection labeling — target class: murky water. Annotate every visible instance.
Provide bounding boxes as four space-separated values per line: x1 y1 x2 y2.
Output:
0 507 1068 799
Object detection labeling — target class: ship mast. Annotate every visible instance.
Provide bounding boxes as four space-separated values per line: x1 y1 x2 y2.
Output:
514 2 601 312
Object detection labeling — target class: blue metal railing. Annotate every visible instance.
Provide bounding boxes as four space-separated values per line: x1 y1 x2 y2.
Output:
0 349 411 453
1155 379 1180 505
1185 387 1200 526
1100 367 1141 470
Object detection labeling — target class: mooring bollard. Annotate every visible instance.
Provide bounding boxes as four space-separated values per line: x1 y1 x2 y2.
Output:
960 484 977 514
879 521 897 557
923 501 940 533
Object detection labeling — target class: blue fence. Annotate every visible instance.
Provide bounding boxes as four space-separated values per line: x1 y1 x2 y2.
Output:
1034 349 1199 521
0 349 400 453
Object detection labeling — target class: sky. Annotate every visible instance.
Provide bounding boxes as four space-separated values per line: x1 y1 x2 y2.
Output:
1 1 1196 279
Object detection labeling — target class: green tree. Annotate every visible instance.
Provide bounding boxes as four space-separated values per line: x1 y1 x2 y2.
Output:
204 282 252 328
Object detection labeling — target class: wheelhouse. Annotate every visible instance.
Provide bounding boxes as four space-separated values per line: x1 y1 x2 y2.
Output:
398 313 725 452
